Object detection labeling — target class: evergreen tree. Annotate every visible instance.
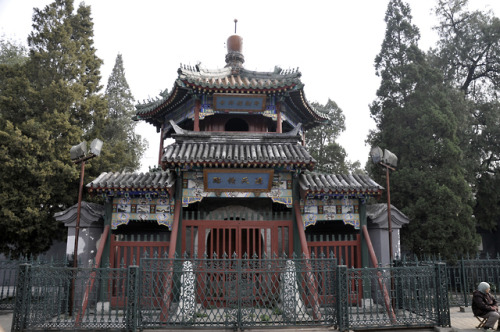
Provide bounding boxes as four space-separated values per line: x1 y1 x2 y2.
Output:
0 0 107 257
95 53 147 172
368 0 478 259
306 99 350 174
0 38 27 66
434 0 500 98
434 0 500 231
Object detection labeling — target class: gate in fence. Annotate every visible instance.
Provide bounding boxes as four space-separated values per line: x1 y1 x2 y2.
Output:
138 255 338 330
9 257 450 331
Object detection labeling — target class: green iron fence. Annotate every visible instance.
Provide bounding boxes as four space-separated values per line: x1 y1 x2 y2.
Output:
0 257 67 311
396 255 500 308
0 259 19 311
346 263 449 330
11 263 133 331
7 254 452 332
139 255 338 330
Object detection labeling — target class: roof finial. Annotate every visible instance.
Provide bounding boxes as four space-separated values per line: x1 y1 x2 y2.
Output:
234 19 238 34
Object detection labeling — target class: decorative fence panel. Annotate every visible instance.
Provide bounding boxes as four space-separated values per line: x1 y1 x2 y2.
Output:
8 256 453 332
345 263 449 330
396 255 500 308
0 257 67 311
139 256 338 330
446 257 500 307
11 264 132 332
0 259 20 310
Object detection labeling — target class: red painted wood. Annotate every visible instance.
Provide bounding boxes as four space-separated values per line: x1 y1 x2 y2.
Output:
277 102 282 133
158 125 164 166
294 201 321 320
109 234 170 307
160 199 182 322
76 225 110 325
182 219 292 258
167 200 182 259
307 234 361 268
110 237 169 267
362 225 396 323
194 99 200 132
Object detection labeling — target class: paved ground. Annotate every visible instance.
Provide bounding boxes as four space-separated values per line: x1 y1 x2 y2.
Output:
0 311 11 332
0 306 496 332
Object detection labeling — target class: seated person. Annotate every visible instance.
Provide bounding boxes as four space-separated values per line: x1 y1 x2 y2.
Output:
472 282 499 330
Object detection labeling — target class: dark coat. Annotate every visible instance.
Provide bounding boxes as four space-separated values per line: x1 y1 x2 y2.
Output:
472 290 498 317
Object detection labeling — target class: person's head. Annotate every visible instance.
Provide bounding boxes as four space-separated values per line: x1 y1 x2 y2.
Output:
478 282 490 293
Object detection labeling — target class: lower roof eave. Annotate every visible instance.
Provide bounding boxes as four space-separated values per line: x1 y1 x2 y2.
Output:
301 189 382 201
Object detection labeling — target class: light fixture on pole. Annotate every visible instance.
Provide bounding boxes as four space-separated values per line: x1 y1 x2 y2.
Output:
69 138 103 314
370 146 398 263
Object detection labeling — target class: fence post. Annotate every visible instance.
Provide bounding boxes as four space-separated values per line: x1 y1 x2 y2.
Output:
336 265 348 331
126 265 139 332
460 257 468 307
435 262 450 327
12 263 31 332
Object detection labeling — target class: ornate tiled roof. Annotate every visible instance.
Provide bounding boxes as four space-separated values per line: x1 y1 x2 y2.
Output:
299 172 383 197
134 64 327 130
161 124 315 169
177 65 304 91
86 171 175 197
133 87 191 129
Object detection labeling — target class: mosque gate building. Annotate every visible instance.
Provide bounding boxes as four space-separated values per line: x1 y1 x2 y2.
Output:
83 31 386 312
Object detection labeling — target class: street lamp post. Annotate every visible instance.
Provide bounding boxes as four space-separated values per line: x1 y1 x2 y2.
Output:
370 146 397 263
69 138 103 314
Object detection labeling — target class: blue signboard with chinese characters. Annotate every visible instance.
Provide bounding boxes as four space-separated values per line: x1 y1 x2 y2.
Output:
213 93 266 111
203 169 273 192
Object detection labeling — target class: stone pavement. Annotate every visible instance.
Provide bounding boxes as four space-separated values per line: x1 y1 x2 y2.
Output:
0 311 11 332
442 306 493 332
0 306 495 332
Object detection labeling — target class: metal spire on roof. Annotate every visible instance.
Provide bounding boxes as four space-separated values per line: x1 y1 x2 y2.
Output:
225 19 244 73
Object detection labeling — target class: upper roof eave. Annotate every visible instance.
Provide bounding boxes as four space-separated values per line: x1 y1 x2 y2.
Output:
134 64 328 126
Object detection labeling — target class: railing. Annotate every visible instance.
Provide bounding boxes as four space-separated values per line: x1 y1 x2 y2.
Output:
12 263 131 331
0 259 20 310
8 254 451 332
396 255 500 308
139 255 338 330
0 257 67 311
346 263 449 329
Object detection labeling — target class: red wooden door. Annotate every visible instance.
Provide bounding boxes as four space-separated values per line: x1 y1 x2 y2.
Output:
182 219 293 258
182 219 293 306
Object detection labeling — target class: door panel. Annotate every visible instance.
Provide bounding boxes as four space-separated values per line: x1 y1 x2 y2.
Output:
182 220 292 258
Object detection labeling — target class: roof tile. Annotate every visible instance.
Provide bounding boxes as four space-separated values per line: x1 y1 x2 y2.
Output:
87 171 175 196
162 141 315 168
299 172 383 197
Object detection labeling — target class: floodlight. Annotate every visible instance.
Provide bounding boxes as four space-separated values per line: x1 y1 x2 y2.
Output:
90 138 103 157
70 141 87 161
370 146 383 164
383 149 398 168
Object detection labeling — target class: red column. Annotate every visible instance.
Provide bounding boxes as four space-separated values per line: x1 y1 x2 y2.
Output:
276 102 282 133
194 99 201 132
158 125 164 166
294 201 321 320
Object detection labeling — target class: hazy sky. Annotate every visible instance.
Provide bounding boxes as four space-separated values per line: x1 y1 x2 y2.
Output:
1 0 500 172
